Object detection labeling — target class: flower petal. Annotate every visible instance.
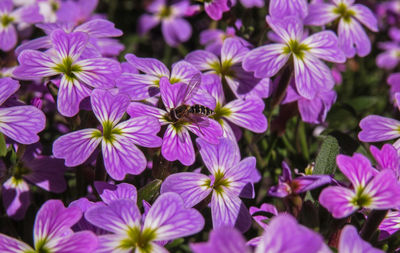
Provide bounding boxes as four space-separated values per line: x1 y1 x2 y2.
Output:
0 233 32 253
161 172 212 208
358 115 400 142
161 125 195 166
57 77 91 117
75 19 123 37
0 26 17 51
75 58 121 89
161 18 192 46
225 157 260 197
0 77 20 105
159 77 187 110
242 44 289 79
370 144 400 174
186 117 223 145
170 60 201 84
143 192 204 241
116 73 160 100
50 231 98 253
185 50 219 71
90 89 130 126
13 50 56 79
304 3 338 26
221 38 249 65
0 106 45 144
339 225 383 253
351 4 378 32
337 154 378 188
53 128 102 167
94 182 137 205
127 102 166 123
269 0 308 19
125 54 169 77
319 186 357 218
50 29 88 60
338 18 371 58
85 199 141 233
2 178 30 220
302 31 345 63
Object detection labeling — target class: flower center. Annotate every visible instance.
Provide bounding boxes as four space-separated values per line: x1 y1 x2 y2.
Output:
211 103 231 124
351 187 372 208
204 170 230 194
120 227 157 252
1 14 14 27
158 6 172 19
210 60 235 78
333 3 355 23
101 121 122 143
35 239 51 253
51 1 59 12
53 57 81 80
283 40 309 60
12 162 31 180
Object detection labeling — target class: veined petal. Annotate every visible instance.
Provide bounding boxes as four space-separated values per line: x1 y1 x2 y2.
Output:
211 190 251 232
224 98 267 133
351 4 378 32
125 54 170 77
304 3 338 26
161 172 212 208
13 50 57 80
143 192 204 241
221 38 249 65
242 44 289 79
196 137 240 175
336 154 378 188
102 136 147 180
57 77 91 117
34 200 82 245
170 60 201 84
115 116 162 148
333 0 354 5
2 177 30 220
185 50 219 71
302 31 346 63
186 118 222 145
74 19 123 37
0 233 32 253
364 169 400 210
15 36 52 56
358 115 400 142
0 26 17 52
85 199 141 233
319 186 358 218
293 52 334 99
94 182 137 204
49 231 98 253
116 73 160 100
75 58 121 89
370 144 400 173
338 18 371 58
91 89 130 126
0 106 45 144
53 128 102 167
224 157 260 197
161 125 195 166
159 77 187 110
96 234 132 253
266 16 304 43
339 225 383 253
269 0 308 19
127 102 166 124
0 77 20 106
50 29 88 61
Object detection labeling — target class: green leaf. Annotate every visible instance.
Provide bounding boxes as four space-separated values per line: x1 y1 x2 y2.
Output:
314 135 339 175
0 133 7 157
137 179 162 208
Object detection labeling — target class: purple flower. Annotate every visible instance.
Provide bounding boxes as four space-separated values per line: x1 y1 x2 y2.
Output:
358 115 400 149
0 0 42 51
379 211 400 238
376 40 400 70
319 153 400 218
53 89 162 180
2 144 67 220
370 144 400 177
249 203 278 230
268 162 333 198
305 0 378 58
13 29 121 117
243 16 345 99
269 0 308 19
0 78 45 144
338 225 383 253
204 0 230 20
186 38 271 99
161 138 260 231
191 227 251 253
127 77 223 166
255 214 328 253
387 73 400 109
85 192 204 252
138 0 192 46
0 199 98 253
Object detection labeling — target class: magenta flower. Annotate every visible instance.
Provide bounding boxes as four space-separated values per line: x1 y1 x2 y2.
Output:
138 0 192 46
249 203 278 230
269 0 308 19
387 73 400 110
358 115 400 149
186 38 271 99
0 78 45 144
2 144 67 220
243 16 345 99
53 89 162 180
85 192 204 252
0 0 42 51
319 153 400 218
370 144 400 177
0 199 98 253
268 162 333 198
338 225 383 253
161 138 260 231
13 29 121 117
305 0 378 58
379 211 400 238
204 0 230 21
127 77 222 166
191 227 251 253
376 36 400 70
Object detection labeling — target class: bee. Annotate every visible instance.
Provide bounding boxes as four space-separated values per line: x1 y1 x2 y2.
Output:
169 73 214 124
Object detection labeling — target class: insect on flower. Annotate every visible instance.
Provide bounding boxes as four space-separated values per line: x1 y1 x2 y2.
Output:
168 73 215 128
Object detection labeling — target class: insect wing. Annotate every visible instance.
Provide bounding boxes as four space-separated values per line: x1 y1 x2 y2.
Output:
186 113 210 128
182 73 201 104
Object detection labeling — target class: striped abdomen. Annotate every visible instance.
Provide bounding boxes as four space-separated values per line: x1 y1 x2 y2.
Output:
189 104 214 116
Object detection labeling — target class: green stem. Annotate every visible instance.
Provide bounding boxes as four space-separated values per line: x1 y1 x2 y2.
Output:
360 210 388 242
